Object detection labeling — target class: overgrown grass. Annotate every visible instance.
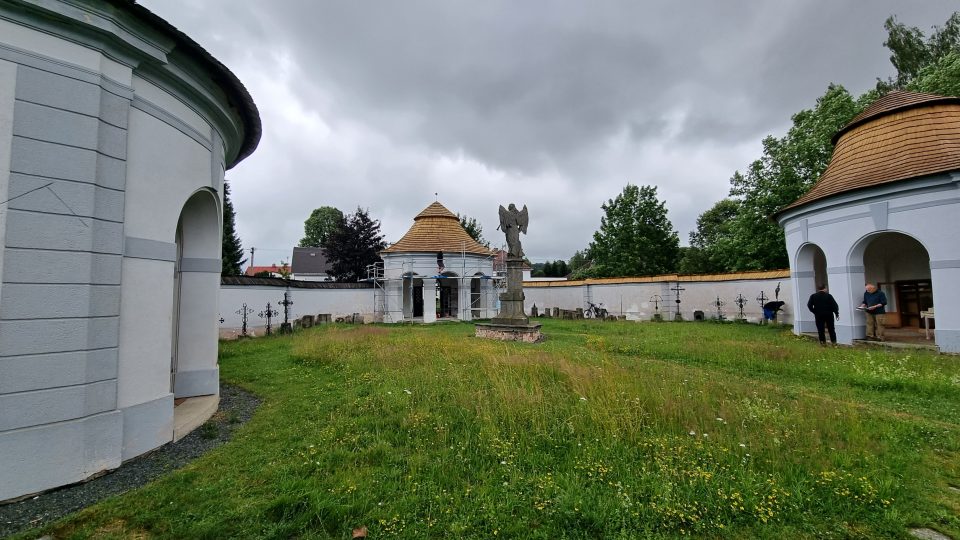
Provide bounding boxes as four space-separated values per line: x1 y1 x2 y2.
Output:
24 321 960 539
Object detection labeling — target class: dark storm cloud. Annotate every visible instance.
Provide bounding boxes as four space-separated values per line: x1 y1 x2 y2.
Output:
140 0 958 261
166 0 954 169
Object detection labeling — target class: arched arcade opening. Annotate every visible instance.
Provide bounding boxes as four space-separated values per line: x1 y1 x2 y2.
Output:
438 271 459 319
171 189 222 397
849 231 933 342
793 243 828 334
402 272 425 319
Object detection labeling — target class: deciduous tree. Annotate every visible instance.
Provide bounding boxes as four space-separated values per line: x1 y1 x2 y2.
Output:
878 12 960 92
299 206 344 248
724 85 872 270
587 184 679 277
678 198 740 274
323 207 386 282
457 213 489 247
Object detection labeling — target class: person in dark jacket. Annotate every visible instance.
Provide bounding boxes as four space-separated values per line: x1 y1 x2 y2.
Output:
763 301 786 322
807 284 839 345
859 282 888 341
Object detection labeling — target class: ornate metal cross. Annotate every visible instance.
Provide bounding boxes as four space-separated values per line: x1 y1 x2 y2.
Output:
734 294 747 319
649 294 663 313
756 291 768 308
670 284 685 305
714 296 725 321
236 303 254 337
259 302 279 336
670 284 685 321
279 290 294 326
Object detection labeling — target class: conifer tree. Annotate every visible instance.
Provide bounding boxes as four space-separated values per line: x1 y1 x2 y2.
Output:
221 181 245 275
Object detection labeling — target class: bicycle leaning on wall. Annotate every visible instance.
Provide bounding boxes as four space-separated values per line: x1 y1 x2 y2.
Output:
584 301 608 319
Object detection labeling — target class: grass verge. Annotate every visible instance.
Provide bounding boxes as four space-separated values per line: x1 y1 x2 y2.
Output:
24 320 960 539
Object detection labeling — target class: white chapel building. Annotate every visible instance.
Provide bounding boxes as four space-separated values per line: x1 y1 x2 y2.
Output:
0 0 260 500
778 91 960 352
378 202 498 323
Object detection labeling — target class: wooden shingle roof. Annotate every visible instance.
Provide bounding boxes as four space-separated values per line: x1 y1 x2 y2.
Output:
383 202 493 255
782 91 960 213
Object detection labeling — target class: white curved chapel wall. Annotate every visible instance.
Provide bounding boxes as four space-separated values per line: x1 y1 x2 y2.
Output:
0 1 255 501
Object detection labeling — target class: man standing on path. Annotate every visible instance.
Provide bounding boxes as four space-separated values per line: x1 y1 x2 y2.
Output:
859 283 888 341
807 284 839 345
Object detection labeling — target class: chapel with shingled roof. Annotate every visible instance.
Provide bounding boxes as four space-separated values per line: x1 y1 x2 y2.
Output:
777 90 960 352
377 202 498 323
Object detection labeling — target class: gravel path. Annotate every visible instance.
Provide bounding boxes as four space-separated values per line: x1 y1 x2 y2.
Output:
0 384 260 538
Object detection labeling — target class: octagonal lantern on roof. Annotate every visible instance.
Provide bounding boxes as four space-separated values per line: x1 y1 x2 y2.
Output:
379 202 498 324
777 90 960 352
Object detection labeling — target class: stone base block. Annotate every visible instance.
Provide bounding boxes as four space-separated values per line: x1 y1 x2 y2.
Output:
0 410 122 502
475 323 544 343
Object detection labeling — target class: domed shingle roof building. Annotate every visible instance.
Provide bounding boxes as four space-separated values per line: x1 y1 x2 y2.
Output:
777 90 960 351
383 202 492 256
378 202 498 323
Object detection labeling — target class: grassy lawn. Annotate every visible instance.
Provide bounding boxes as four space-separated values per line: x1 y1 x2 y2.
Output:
25 320 960 539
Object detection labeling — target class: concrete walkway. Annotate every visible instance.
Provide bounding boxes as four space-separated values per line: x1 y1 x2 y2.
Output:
173 394 220 441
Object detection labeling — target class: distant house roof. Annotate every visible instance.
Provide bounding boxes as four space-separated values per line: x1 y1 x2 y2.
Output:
291 247 331 274
492 249 532 270
781 90 960 214
244 264 285 276
383 202 493 256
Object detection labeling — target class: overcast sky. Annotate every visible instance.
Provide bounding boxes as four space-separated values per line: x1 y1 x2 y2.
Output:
140 1 956 265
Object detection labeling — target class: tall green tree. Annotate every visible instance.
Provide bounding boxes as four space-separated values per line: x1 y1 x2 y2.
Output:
299 206 344 248
220 181 245 275
878 12 960 92
587 184 679 277
323 207 386 282
678 198 740 274
724 85 873 270
690 11 959 274
909 51 960 97
457 213 489 247
568 250 589 274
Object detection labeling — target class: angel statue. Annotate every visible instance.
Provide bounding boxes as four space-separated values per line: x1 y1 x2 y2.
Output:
497 203 528 258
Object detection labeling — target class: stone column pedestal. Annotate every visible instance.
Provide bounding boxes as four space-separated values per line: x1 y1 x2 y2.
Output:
491 258 529 325
477 257 542 342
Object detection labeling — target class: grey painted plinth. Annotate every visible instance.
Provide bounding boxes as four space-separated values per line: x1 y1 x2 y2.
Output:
0 410 122 502
475 323 544 343
493 258 529 325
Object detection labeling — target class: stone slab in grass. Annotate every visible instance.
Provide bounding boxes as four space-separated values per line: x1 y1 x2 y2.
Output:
909 528 953 540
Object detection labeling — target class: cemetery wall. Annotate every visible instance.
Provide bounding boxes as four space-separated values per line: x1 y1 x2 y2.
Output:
219 277 375 336
523 271 794 323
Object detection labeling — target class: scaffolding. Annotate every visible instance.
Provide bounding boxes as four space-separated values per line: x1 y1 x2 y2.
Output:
367 243 506 323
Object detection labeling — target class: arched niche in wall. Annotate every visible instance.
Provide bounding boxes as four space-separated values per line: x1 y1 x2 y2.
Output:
849 231 932 330
172 189 222 397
